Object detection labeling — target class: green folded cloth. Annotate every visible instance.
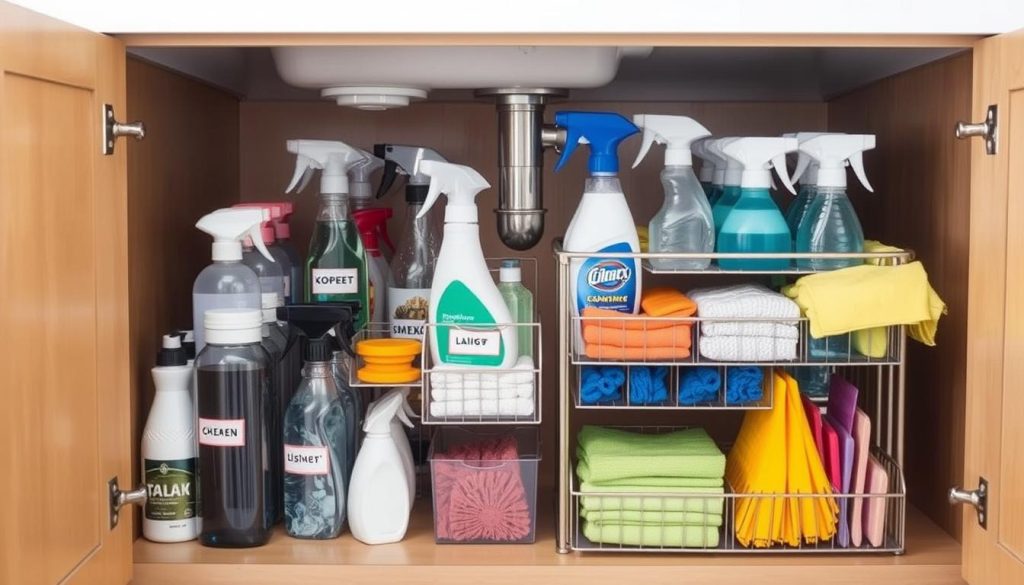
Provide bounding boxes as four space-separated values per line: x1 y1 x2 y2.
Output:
583 520 720 548
580 482 725 514
581 508 724 527
577 426 726 483
581 463 724 489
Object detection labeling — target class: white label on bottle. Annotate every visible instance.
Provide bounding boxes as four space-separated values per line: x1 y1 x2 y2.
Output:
448 329 501 356
284 444 330 475
388 288 430 339
312 268 358 295
198 418 245 447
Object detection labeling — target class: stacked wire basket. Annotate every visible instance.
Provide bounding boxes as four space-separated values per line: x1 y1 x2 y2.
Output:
555 243 910 554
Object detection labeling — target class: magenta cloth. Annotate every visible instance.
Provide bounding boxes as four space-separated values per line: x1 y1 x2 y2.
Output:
826 375 859 434
433 436 529 541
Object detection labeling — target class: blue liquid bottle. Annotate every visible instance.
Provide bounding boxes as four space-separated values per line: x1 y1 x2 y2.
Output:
708 137 744 234
716 137 798 271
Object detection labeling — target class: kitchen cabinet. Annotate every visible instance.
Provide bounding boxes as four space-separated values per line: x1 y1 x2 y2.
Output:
1 1 1021 582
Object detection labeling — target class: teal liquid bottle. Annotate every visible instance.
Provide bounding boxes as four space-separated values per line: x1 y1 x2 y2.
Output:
717 186 792 270
305 194 370 330
711 184 741 234
706 183 724 208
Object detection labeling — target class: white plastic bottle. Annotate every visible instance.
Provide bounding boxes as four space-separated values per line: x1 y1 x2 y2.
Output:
192 208 275 353
632 114 714 270
348 392 411 544
142 335 199 542
417 161 517 368
383 388 418 508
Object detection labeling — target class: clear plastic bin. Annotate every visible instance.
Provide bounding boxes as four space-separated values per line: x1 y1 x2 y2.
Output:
429 427 541 544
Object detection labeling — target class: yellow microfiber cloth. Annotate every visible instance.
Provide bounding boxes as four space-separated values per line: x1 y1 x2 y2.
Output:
782 371 837 544
863 240 905 265
783 261 946 347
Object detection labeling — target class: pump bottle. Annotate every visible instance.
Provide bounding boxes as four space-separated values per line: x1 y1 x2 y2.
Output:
555 111 641 345
193 208 275 353
794 134 875 270
347 391 412 544
285 139 371 329
353 208 394 324
277 303 360 540
418 161 518 368
632 114 714 270
374 144 447 340
717 137 798 270
142 334 199 543
266 202 304 304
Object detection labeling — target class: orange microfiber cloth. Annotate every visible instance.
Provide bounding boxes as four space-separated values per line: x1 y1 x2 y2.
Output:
641 287 698 317
585 345 692 361
583 323 693 349
582 307 694 330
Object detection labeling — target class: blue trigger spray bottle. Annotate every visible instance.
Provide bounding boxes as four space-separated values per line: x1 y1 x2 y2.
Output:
555 111 641 346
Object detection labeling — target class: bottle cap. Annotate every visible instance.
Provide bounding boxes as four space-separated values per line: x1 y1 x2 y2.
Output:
499 259 522 283
156 334 188 367
175 330 196 360
204 309 263 345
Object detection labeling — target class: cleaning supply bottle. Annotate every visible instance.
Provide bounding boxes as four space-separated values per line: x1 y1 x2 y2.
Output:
556 111 641 345
267 201 304 304
632 114 714 270
330 348 362 482
353 208 394 324
418 161 518 368
709 137 744 234
795 134 876 269
348 148 395 260
387 387 418 508
259 293 287 523
193 208 274 354
236 203 294 303
347 391 411 544
277 302 359 540
717 137 798 270
230 205 286 306
783 132 836 237
285 139 371 329
691 137 719 201
374 144 447 340
196 309 273 548
497 259 534 358
701 138 729 208
142 334 198 543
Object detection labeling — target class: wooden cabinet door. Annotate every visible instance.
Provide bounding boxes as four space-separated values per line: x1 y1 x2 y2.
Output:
0 2 132 584
962 27 1024 585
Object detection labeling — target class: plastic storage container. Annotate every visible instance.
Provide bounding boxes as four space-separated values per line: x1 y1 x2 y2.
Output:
429 427 540 544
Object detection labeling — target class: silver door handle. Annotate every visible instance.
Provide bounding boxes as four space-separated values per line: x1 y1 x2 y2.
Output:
102 103 146 155
954 104 997 155
108 476 147 528
949 477 987 528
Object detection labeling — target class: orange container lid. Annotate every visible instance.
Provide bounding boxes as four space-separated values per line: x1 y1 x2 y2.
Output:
356 338 422 358
357 365 421 385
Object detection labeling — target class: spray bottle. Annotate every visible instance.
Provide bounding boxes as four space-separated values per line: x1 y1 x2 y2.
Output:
794 134 875 269
232 204 288 305
347 391 412 544
417 161 518 368
266 201 304 304
348 148 394 260
708 137 744 234
380 387 418 508
277 302 360 540
193 208 274 353
285 139 371 329
142 334 198 543
783 132 835 237
555 111 641 345
374 144 447 340
717 137 798 270
352 208 394 324
691 137 720 202
632 114 714 270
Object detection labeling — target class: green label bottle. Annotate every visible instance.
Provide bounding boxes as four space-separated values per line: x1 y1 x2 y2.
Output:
305 194 370 329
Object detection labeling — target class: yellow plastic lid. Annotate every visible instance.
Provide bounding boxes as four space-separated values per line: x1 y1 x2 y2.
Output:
356 338 422 358
357 365 421 384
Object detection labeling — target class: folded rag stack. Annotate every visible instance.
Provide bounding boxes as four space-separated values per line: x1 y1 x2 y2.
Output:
431 434 533 543
689 285 801 362
429 355 535 418
577 426 726 548
726 370 838 548
582 288 696 361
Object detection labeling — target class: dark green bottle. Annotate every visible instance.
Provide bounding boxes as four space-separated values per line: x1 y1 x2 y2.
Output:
305 193 370 330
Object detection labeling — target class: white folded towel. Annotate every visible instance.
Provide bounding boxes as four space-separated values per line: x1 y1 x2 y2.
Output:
429 355 535 389
701 322 800 339
699 335 798 362
688 284 800 323
432 383 534 402
429 397 535 418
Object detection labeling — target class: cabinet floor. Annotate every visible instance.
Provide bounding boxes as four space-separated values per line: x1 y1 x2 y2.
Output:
133 504 963 585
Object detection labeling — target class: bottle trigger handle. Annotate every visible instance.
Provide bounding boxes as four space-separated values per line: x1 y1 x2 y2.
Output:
631 129 660 169
249 223 275 263
286 155 317 194
848 152 874 192
554 127 583 171
791 152 812 184
770 153 797 195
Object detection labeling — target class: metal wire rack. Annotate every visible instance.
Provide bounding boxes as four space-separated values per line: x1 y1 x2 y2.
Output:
554 241 911 555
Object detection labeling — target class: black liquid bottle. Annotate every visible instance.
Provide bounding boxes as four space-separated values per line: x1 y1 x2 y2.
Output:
196 308 273 548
